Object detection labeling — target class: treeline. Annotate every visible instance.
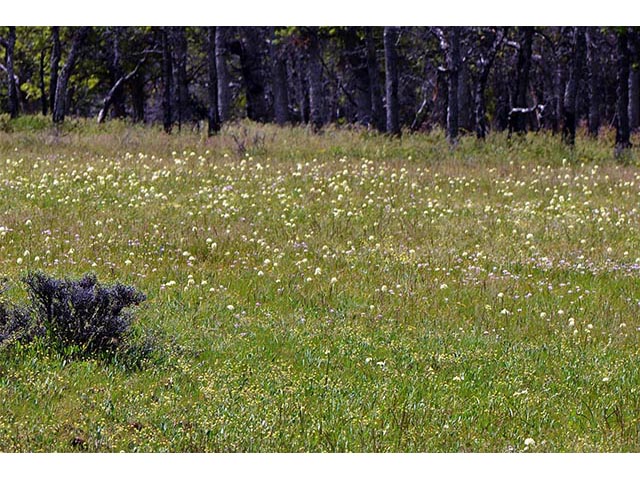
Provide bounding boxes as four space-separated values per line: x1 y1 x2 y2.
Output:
0 27 638 153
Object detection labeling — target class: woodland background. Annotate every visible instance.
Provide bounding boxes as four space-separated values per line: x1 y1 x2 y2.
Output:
0 27 637 153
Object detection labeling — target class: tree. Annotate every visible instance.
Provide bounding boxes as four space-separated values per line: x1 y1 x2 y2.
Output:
511 27 534 134
474 28 504 139
628 30 640 131
238 27 269 123
384 26 400 136
5 27 19 118
615 28 632 156
215 27 232 123
586 27 602 137
306 28 325 130
343 27 372 126
52 27 91 123
562 27 586 145
365 27 385 132
206 27 221 135
270 28 290 125
161 27 173 133
173 27 191 129
49 26 61 114
434 27 461 143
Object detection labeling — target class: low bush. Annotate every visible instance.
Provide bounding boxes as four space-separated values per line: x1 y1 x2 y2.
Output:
23 272 146 356
0 300 42 347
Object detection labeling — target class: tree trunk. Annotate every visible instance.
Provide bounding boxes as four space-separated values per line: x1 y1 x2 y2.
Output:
97 57 146 123
344 27 372 126
269 27 290 125
616 29 632 156
52 26 91 124
292 47 309 124
39 47 47 115
384 26 400 136
562 27 586 145
49 26 61 115
108 27 126 119
440 27 461 143
173 27 191 129
475 28 504 139
458 60 471 131
366 27 385 132
239 27 269 123
206 27 221 135
161 27 173 133
307 28 325 131
628 31 640 131
130 71 145 123
215 27 231 123
586 27 601 137
6 27 18 118
513 27 534 133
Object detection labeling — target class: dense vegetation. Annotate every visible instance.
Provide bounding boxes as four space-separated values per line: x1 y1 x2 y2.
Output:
0 27 638 154
0 119 639 451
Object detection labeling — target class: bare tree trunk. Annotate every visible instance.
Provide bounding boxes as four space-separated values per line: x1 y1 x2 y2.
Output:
206 27 221 135
630 66 640 131
215 27 231 123
292 48 309 124
239 27 269 123
435 27 461 143
39 47 47 115
161 27 173 133
384 26 400 136
628 32 640 131
6 27 18 118
616 29 632 156
475 28 504 139
307 28 325 131
344 27 372 126
108 27 126 119
563 27 586 145
130 71 145 123
49 26 61 114
97 57 146 123
586 27 601 137
458 60 471 131
269 27 290 125
173 27 191 130
512 27 534 133
52 27 91 124
366 27 385 132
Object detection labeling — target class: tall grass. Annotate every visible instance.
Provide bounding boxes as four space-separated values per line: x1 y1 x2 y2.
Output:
0 117 639 451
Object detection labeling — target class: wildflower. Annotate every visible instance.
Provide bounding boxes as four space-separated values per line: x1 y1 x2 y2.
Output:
314 267 322 276
440 283 448 290
226 305 234 311
524 438 535 447
330 277 338 285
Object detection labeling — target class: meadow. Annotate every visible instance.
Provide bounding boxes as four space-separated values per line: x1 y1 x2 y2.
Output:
0 118 640 452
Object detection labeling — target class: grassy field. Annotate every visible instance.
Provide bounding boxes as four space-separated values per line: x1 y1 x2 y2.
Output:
1 118 640 452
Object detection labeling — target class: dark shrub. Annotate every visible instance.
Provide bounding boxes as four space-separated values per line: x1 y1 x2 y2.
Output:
24 272 146 356
0 301 42 347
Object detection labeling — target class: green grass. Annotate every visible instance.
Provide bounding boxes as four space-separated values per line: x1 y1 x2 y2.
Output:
1 117 640 451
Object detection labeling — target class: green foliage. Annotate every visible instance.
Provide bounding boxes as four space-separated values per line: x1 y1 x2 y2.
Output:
0 121 639 451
